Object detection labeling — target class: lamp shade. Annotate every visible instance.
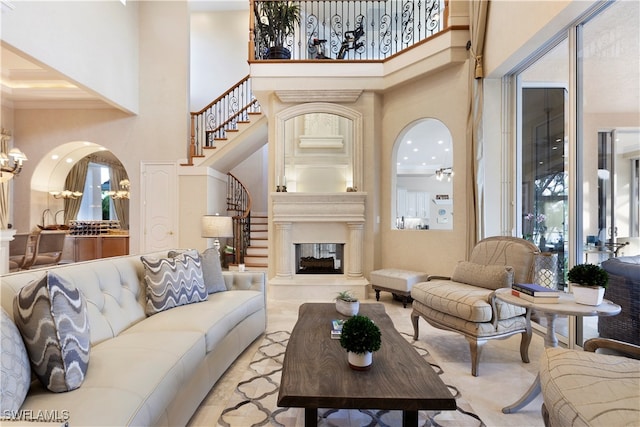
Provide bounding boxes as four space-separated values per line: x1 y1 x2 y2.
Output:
201 215 233 238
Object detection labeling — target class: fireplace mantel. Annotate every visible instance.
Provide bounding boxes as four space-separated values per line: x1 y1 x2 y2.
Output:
272 192 366 223
270 192 369 300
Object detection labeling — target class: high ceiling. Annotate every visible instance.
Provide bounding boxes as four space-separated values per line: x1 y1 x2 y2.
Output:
0 0 246 109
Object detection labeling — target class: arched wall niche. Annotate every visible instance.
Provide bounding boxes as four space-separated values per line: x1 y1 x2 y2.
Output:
275 102 363 192
392 117 454 230
30 141 129 230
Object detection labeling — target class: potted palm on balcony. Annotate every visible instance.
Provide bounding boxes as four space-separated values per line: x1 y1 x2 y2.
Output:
253 1 300 59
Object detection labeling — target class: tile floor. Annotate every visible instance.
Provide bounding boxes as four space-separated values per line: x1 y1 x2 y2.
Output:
187 292 547 427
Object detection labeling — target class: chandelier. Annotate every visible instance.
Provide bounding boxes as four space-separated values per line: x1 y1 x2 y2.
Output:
0 128 28 183
435 167 454 181
107 179 130 199
49 190 83 199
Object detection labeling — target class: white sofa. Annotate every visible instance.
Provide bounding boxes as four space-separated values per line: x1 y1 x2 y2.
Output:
0 251 266 426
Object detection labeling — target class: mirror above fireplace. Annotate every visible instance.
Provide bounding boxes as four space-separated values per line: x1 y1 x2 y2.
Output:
276 102 363 193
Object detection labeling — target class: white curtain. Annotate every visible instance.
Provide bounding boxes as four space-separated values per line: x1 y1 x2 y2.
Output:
63 157 90 224
109 165 129 230
466 0 489 257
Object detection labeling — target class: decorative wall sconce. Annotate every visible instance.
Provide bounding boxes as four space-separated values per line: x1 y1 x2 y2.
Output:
49 190 83 199
106 179 130 199
435 167 454 181
0 128 27 183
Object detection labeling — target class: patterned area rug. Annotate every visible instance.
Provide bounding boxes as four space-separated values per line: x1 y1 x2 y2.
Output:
217 331 485 427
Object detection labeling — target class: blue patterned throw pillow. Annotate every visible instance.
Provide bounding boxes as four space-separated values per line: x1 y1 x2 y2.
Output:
141 250 208 316
0 307 31 411
13 272 91 393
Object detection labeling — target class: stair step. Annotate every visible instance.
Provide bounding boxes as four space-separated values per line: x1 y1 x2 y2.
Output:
247 247 268 256
251 231 268 239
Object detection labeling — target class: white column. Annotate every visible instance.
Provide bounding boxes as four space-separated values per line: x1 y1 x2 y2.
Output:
0 229 17 275
347 222 364 278
275 222 292 278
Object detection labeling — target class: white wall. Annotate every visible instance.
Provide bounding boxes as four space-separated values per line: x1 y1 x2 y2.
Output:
10 1 190 254
190 10 250 111
1 0 139 113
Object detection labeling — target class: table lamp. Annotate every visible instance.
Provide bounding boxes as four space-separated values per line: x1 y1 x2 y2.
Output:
201 214 233 255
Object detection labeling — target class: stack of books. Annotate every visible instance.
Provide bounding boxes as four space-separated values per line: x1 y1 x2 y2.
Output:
330 319 344 339
511 283 560 303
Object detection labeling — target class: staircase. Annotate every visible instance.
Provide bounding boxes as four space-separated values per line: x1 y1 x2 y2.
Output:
243 213 268 268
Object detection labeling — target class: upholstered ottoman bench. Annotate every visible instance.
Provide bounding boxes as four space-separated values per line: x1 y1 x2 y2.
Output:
370 269 429 308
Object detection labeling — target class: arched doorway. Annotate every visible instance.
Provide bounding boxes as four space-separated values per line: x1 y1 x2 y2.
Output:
30 141 130 262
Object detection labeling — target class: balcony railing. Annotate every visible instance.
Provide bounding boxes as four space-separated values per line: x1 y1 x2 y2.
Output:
250 0 446 61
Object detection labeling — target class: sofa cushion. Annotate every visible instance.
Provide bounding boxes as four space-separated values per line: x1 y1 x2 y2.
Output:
200 248 227 294
411 280 525 322
13 272 90 393
141 250 208 316
123 290 265 353
16 330 206 426
540 347 640 427
0 307 31 412
451 261 514 290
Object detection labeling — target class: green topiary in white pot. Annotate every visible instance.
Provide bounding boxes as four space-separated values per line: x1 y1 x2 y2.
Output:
567 263 609 306
339 315 381 370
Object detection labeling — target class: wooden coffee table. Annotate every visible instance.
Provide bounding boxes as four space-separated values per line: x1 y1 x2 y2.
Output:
277 302 456 427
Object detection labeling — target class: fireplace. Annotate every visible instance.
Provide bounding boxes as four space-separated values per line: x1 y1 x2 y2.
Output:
270 192 368 300
295 243 344 274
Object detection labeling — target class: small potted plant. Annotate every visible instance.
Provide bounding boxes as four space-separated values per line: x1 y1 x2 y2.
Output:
335 290 359 316
339 315 381 370
567 263 609 306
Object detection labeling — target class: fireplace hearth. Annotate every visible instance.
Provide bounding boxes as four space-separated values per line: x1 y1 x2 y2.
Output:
295 243 343 274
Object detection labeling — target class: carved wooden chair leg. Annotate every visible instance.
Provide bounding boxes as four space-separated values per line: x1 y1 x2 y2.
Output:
467 338 486 377
411 311 420 340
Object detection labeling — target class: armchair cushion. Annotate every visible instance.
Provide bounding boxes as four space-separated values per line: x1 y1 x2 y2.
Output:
412 280 525 323
451 261 514 290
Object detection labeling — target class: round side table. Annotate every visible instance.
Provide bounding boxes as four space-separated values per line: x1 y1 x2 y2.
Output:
494 288 621 413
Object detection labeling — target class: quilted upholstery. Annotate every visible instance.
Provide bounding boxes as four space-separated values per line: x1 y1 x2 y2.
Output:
540 347 640 426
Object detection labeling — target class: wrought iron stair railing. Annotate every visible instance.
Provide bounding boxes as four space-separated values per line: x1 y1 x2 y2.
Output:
227 172 252 265
188 75 261 165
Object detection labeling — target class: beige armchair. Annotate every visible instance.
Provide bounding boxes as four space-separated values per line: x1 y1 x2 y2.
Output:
411 236 540 376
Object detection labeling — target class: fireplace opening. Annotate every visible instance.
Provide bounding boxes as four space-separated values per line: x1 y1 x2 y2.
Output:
295 243 344 274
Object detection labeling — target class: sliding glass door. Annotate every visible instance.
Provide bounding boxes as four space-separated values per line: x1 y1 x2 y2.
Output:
515 0 639 346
